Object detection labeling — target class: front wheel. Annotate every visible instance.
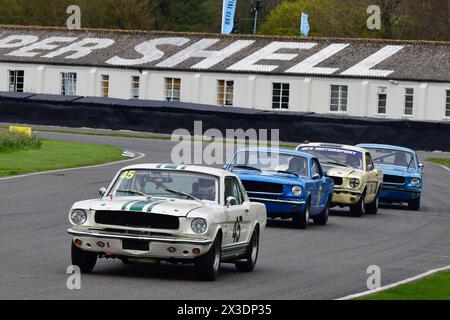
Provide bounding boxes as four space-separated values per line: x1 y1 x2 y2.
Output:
71 242 97 273
293 200 310 229
195 234 222 281
408 197 421 211
350 191 366 217
365 191 379 214
235 228 259 272
313 197 330 226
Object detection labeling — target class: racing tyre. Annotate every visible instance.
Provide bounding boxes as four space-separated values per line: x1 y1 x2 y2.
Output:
235 227 259 272
350 191 366 217
365 192 379 215
313 197 330 226
293 199 310 229
71 242 97 273
408 197 421 211
195 234 222 281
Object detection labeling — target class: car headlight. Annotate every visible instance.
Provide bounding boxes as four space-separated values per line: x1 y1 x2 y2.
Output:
71 209 87 225
292 186 303 196
411 178 422 187
191 218 208 234
349 178 360 189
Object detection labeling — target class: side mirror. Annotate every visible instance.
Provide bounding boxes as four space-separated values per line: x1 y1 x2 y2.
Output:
312 173 321 180
419 163 424 169
367 164 374 171
99 187 107 197
226 196 237 208
223 165 228 170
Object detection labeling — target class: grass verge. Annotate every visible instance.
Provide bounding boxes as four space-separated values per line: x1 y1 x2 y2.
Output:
0 125 297 149
0 138 126 177
359 270 450 300
427 158 450 168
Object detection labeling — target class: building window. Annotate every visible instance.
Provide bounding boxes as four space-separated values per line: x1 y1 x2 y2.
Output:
61 72 77 96
131 76 140 99
446 90 450 117
217 80 234 106
165 78 181 101
404 88 414 115
377 87 387 114
330 85 348 112
101 75 109 98
272 83 290 109
9 70 24 92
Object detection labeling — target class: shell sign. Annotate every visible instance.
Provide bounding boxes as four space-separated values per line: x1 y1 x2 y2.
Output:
0 26 448 82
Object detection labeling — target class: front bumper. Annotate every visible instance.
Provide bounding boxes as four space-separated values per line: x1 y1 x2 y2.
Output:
380 185 421 202
331 189 363 205
68 228 213 259
249 197 306 217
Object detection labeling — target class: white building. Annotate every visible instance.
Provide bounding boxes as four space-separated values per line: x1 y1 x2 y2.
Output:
0 25 449 121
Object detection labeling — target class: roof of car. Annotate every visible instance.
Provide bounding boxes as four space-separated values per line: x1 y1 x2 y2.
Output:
356 144 416 154
120 163 231 177
297 143 367 153
236 147 315 159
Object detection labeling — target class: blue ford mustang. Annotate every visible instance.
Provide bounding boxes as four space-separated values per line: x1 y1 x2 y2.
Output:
357 144 423 210
225 148 334 229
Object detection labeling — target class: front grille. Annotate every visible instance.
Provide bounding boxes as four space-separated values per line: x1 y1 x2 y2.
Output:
383 175 406 185
329 176 343 186
241 180 284 194
95 211 179 230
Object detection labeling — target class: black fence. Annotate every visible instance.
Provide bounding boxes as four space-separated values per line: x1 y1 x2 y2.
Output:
1 92 449 151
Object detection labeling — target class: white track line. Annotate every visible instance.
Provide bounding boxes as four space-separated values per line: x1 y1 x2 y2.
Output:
437 164 450 174
337 265 450 300
0 152 146 181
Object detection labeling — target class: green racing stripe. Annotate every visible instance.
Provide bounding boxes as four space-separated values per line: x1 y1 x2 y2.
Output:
145 200 167 213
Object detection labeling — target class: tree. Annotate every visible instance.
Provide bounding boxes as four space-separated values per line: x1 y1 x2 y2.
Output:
259 0 450 40
259 0 375 38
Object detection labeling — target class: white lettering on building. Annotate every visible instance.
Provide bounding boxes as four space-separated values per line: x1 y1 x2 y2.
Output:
0 35 38 49
106 37 190 66
44 38 115 59
228 42 317 72
7 37 77 58
341 45 404 77
156 39 254 69
286 43 350 75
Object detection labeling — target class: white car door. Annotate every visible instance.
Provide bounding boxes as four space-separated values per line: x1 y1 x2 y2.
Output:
223 176 249 249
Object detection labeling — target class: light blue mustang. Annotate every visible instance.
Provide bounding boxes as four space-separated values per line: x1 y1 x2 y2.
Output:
357 144 423 210
225 148 334 229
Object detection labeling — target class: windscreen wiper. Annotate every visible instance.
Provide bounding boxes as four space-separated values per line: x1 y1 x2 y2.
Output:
163 187 204 204
116 189 152 198
324 161 353 169
232 165 262 172
270 170 299 177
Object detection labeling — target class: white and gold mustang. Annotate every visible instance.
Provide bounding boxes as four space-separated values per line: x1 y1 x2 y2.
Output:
296 143 383 217
67 164 267 281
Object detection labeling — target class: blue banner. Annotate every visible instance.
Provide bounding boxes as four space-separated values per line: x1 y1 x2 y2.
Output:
301 12 310 37
222 0 238 34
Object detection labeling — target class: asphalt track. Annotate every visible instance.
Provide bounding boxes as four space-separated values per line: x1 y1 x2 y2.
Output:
0 130 449 300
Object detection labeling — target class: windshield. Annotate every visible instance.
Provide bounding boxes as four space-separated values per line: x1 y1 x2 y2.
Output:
109 169 219 202
298 146 363 170
365 148 416 170
231 151 309 177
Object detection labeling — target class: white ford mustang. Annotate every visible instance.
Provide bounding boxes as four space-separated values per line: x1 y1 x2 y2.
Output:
67 164 267 281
